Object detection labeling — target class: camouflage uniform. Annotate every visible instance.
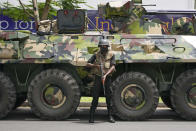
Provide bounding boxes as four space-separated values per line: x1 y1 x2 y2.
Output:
88 49 115 122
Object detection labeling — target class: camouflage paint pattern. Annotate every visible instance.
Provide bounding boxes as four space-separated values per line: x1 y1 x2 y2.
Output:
1 30 196 65
171 17 195 35
1 2 196 67
0 40 19 59
98 1 195 35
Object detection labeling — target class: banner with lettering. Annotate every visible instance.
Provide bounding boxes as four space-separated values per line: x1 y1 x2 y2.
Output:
0 10 195 32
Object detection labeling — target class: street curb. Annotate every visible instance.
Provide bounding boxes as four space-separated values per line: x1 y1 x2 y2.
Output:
21 102 167 108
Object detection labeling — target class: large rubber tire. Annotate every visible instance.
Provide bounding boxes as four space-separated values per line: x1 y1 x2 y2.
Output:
171 69 196 120
160 92 173 109
0 72 16 119
28 69 81 120
111 72 159 121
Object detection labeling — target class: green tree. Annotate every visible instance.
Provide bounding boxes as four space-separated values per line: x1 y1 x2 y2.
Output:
53 0 86 10
41 0 86 20
0 0 86 21
0 1 33 21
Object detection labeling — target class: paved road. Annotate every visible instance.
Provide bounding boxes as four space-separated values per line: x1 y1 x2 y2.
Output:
1 107 196 131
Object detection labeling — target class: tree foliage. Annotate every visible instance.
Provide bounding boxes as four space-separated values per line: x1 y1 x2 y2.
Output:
0 0 86 21
53 0 86 9
0 1 33 21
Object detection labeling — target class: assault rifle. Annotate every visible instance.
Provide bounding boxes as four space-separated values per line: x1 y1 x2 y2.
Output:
100 58 106 96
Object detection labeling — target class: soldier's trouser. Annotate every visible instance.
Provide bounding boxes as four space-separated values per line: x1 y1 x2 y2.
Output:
90 75 112 115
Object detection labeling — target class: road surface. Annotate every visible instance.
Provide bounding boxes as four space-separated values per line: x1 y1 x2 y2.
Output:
1 107 196 131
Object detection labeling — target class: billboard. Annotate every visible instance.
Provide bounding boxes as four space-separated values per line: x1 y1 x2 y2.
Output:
0 10 196 33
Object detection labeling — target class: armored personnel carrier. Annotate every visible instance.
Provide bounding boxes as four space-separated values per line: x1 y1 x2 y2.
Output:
0 0 196 121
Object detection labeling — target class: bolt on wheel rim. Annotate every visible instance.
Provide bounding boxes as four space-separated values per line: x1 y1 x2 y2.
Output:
121 84 146 110
42 84 66 109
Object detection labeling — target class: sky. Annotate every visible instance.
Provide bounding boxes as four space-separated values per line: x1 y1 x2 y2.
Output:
0 0 195 10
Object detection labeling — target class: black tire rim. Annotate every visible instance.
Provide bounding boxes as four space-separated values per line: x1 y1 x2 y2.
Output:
120 84 146 110
41 84 66 109
186 84 196 109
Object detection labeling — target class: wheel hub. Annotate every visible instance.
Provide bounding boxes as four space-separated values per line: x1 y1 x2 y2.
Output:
121 84 145 110
42 84 66 109
187 86 196 108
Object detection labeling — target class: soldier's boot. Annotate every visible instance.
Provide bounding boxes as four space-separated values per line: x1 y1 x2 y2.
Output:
108 108 115 123
89 107 95 123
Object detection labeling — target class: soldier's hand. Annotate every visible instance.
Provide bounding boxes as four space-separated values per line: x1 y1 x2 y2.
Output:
102 75 107 83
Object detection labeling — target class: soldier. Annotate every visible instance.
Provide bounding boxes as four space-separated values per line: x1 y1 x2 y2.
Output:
87 39 116 123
